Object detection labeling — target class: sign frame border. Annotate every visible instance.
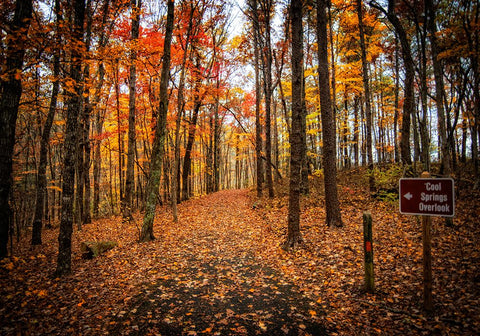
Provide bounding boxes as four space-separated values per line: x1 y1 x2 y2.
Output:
399 177 455 217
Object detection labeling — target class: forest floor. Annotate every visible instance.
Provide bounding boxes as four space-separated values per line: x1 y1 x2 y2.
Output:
1 170 480 335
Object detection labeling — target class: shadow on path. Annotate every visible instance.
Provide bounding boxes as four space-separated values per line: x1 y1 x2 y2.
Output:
112 252 326 335
110 190 327 335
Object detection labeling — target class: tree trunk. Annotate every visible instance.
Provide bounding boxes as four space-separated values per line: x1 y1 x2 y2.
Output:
417 16 431 171
0 0 33 259
80 0 93 226
426 0 451 175
250 0 264 198
213 76 221 193
114 60 124 215
124 0 142 221
370 0 414 165
261 0 274 198
300 74 309 194
56 0 86 276
181 58 202 201
139 0 174 242
357 0 375 191
32 0 61 245
172 1 195 221
317 0 343 227
394 36 400 163
92 0 109 218
284 0 303 250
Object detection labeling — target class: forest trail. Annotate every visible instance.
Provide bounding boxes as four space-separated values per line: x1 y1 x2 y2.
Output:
2 186 480 335
112 189 326 335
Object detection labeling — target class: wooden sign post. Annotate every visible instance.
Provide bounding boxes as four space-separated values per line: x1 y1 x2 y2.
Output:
399 172 455 313
420 172 433 313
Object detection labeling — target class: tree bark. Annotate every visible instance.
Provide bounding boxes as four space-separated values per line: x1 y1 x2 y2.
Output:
31 0 61 245
173 4 194 220
317 0 343 227
426 0 450 175
182 56 202 201
357 0 375 191
124 0 142 221
92 0 110 218
250 0 264 198
56 0 86 276
139 0 174 242
80 0 93 226
284 0 303 250
0 0 33 258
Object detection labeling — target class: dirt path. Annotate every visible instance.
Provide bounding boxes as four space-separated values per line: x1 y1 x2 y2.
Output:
111 190 326 335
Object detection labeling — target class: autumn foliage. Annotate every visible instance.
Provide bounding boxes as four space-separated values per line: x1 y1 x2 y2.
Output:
1 0 480 334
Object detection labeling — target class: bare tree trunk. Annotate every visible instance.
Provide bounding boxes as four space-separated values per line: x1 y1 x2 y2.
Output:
417 16 431 171
284 0 303 250
124 0 142 221
0 0 33 258
426 0 451 175
317 0 343 227
214 77 221 193
357 0 375 191
114 59 124 215
394 37 400 163
92 0 109 218
32 0 61 245
56 0 86 276
250 0 264 198
80 0 93 226
261 0 275 198
181 61 201 201
140 0 174 242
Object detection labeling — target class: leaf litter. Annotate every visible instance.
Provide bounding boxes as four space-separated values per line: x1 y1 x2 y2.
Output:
1 176 479 335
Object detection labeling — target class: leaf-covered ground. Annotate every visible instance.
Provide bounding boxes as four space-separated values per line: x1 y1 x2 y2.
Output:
1 176 479 335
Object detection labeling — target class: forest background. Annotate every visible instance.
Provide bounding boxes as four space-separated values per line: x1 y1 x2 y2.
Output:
1 0 480 334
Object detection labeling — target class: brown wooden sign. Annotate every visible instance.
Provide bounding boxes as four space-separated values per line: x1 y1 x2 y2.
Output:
399 178 455 217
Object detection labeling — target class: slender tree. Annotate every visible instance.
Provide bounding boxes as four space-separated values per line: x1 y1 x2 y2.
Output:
248 0 264 198
259 0 275 198
182 53 203 201
426 0 451 175
32 0 61 245
56 0 86 276
124 0 142 221
92 0 110 218
356 0 375 191
139 0 175 242
172 0 196 221
317 0 343 227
